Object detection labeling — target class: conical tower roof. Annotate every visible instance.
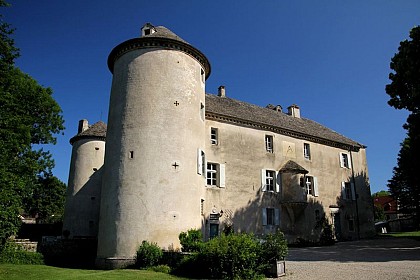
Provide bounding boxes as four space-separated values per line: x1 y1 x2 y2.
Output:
70 121 107 145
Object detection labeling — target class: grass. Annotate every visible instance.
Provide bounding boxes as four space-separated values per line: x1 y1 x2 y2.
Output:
0 264 188 280
380 230 420 241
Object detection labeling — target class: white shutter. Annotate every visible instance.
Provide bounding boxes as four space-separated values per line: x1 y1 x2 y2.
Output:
262 208 267 226
274 208 280 226
261 169 267 191
341 182 346 199
348 153 352 169
313 177 319 197
339 153 344 168
275 171 281 193
197 149 203 175
219 164 225 188
350 182 356 201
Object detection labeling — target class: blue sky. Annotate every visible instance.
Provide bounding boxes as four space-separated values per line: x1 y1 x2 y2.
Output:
3 1 419 194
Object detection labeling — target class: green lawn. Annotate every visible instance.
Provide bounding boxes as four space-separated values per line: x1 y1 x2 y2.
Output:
0 264 188 280
382 230 420 241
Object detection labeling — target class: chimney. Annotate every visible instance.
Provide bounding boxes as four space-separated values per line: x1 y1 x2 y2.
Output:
218 85 226 97
287 104 300 118
78 119 89 133
275 105 282 112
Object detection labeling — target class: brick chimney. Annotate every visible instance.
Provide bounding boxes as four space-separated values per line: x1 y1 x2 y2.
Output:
218 85 226 97
287 104 300 118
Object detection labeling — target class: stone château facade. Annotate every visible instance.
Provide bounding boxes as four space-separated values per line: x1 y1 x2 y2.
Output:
63 23 375 269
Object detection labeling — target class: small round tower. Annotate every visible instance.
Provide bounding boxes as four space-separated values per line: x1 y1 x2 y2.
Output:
63 119 106 238
96 23 210 268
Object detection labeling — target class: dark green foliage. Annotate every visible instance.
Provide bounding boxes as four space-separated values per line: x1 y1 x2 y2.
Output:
25 176 66 223
260 230 288 264
173 231 288 279
386 26 420 226
178 229 203 252
147 264 171 274
198 233 264 280
0 2 65 244
374 204 386 222
0 240 44 265
136 241 163 268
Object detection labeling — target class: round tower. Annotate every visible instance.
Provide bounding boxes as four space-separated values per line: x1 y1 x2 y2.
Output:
63 119 106 238
96 23 211 268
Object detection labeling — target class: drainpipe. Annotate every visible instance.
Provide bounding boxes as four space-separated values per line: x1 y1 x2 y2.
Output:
349 147 361 240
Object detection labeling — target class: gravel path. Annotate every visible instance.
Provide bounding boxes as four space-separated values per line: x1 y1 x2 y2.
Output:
280 237 420 279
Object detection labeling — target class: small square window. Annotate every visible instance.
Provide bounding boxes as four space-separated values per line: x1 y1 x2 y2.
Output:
265 135 273 153
304 143 311 160
211 128 218 145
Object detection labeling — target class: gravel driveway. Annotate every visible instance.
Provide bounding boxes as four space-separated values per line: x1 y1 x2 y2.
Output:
281 237 420 279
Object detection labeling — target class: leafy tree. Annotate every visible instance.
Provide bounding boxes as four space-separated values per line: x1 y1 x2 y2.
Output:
372 190 390 197
373 204 386 222
386 26 420 227
0 2 65 244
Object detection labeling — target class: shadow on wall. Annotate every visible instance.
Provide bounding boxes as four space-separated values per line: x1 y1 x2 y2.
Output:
334 171 375 241
204 186 330 245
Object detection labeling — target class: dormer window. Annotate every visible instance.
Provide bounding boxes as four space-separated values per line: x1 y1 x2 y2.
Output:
141 23 156 37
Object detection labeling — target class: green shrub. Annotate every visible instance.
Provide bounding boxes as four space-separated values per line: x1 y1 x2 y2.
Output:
147 264 171 274
178 229 203 252
0 240 44 265
136 240 163 268
199 233 265 280
260 230 288 263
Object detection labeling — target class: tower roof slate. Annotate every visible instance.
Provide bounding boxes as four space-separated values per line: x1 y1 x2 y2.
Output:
279 160 309 174
205 93 365 151
107 24 211 79
144 25 189 44
70 121 107 145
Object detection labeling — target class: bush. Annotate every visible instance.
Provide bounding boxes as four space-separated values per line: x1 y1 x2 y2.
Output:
199 233 265 280
260 230 288 263
136 240 163 268
179 229 203 252
0 240 44 265
147 264 171 274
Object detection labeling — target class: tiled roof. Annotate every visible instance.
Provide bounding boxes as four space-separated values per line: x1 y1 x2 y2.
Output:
280 160 309 174
70 121 107 144
144 25 189 44
205 94 364 151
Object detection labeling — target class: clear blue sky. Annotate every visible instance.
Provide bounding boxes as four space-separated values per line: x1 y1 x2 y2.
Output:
3 1 419 194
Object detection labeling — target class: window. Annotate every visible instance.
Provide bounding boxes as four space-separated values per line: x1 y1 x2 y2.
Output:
262 169 280 192
265 135 273 153
201 68 205 83
340 152 351 168
206 162 226 188
304 143 311 160
262 208 280 226
207 163 217 186
341 181 355 200
129 151 134 159
210 127 218 145
300 176 319 196
265 170 275 191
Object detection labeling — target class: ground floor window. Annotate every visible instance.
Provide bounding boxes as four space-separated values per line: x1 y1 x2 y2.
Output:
262 208 280 226
210 223 219 239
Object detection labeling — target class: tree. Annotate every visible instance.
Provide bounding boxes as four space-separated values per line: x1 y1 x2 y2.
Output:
0 2 65 244
386 26 420 227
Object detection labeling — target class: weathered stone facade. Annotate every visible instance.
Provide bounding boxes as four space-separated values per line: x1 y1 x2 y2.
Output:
62 23 375 269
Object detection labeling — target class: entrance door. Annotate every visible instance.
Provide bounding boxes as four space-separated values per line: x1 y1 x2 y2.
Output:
333 212 341 241
210 223 219 239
